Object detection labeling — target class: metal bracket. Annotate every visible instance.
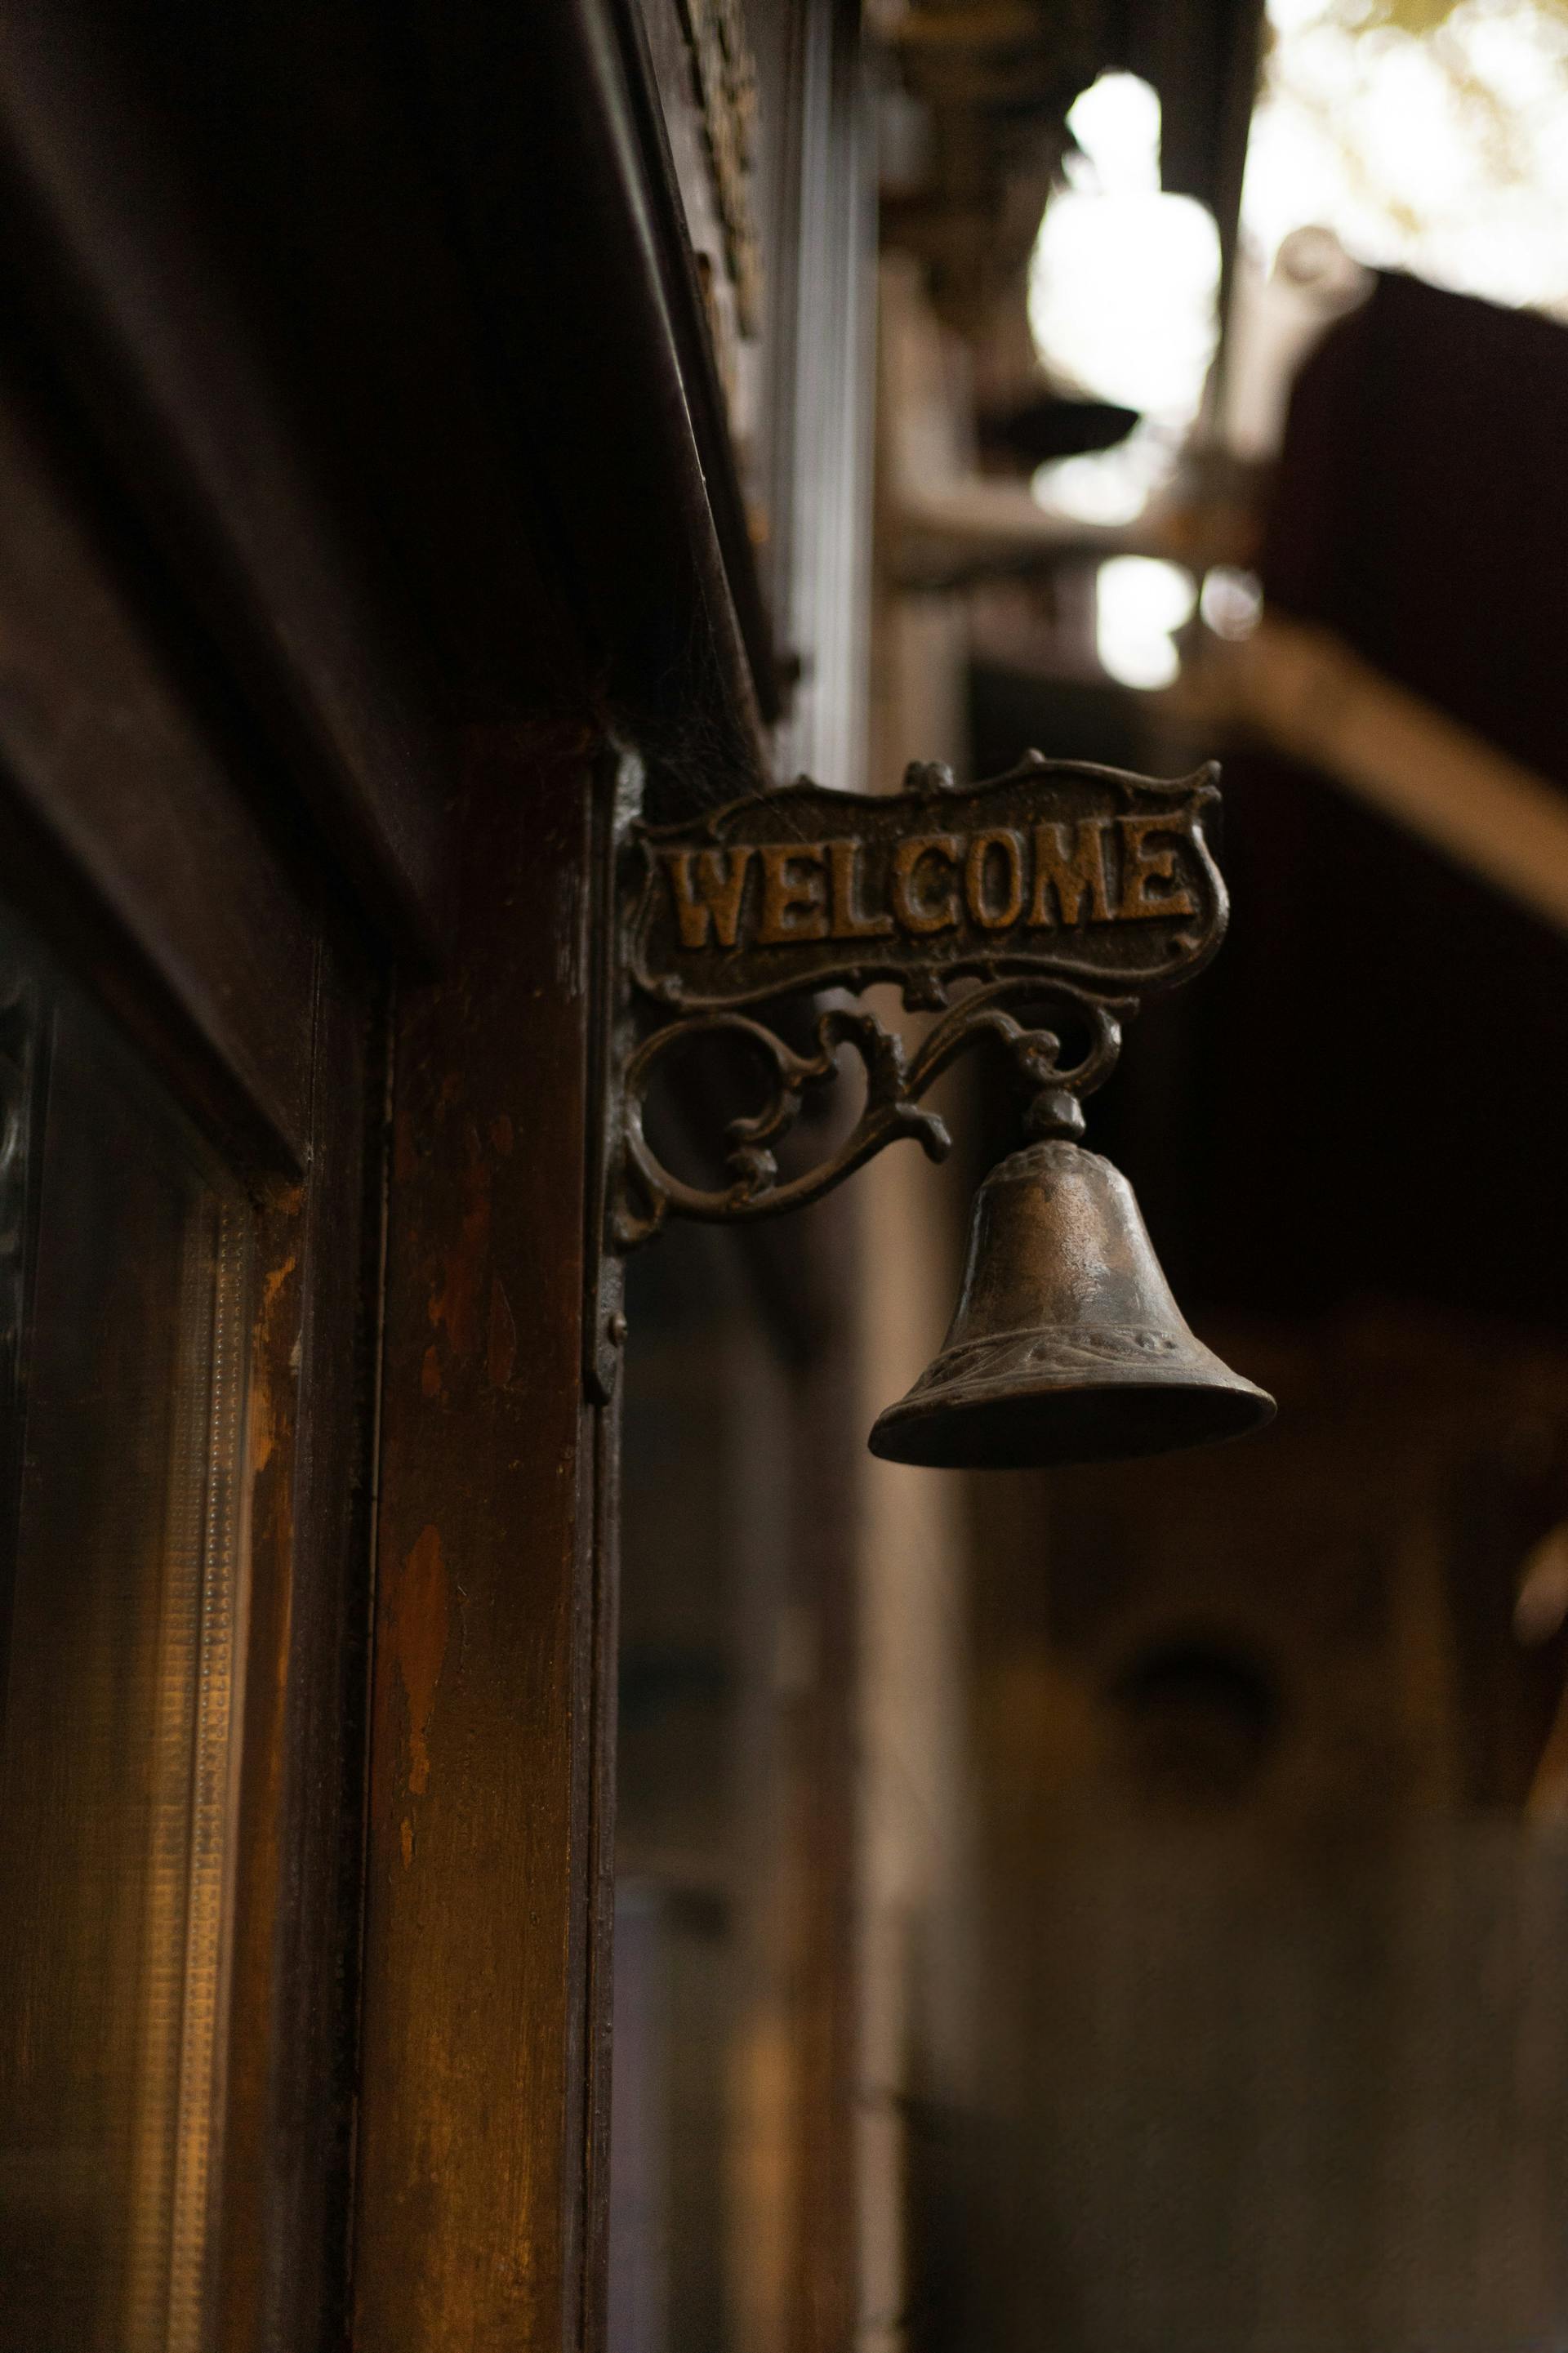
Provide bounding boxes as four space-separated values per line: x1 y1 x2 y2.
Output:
613 976 1128 1246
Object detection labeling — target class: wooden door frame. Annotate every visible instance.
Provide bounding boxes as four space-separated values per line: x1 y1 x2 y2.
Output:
352 734 622 2353
0 339 632 2346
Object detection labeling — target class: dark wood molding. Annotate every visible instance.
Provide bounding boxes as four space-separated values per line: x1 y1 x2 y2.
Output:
606 0 783 725
0 0 457 964
0 379 321 1173
400 0 777 792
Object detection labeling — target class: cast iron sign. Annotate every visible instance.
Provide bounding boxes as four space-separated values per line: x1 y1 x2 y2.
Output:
627 753 1226 1010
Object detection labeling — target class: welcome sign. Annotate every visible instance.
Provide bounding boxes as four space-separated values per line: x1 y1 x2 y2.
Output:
626 754 1228 1009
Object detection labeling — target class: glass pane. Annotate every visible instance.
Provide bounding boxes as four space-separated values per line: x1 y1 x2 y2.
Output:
0 918 252 2353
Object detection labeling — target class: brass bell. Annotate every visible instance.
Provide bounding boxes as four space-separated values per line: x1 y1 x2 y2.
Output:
869 1139 1276 1470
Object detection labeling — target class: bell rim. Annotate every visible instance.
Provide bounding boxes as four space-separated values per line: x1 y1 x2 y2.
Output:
868 1362 1276 1471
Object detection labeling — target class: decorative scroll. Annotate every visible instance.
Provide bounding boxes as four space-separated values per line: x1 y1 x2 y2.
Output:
626 752 1226 1014
613 978 1125 1246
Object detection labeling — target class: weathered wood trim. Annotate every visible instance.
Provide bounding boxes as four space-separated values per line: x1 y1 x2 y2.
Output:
218 937 385 2353
354 733 620 2349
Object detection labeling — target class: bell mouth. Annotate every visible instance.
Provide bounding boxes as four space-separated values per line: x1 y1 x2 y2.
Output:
868 1370 1276 1471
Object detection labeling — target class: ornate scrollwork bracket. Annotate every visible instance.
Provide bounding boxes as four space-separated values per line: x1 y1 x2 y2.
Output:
612 978 1127 1250
589 750 1228 1400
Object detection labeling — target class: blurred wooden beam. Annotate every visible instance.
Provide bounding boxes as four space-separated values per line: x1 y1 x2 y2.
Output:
1187 613 1568 938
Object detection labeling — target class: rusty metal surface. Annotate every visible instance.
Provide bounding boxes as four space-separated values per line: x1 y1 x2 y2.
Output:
608 749 1274 1466
868 1139 1275 1468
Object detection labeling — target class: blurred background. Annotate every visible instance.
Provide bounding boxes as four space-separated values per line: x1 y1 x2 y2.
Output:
611 2 1568 2349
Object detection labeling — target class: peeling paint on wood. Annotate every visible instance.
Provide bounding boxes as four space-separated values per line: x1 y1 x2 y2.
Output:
249 1250 300 1476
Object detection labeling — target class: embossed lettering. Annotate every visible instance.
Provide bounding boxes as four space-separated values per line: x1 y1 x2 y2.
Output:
758 842 829 943
662 846 755 949
891 835 960 934
1030 820 1111 926
1118 816 1197 919
634 767 1225 1009
965 830 1025 930
827 839 894 940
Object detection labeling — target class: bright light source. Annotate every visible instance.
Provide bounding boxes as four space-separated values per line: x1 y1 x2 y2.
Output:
1031 422 1176 528
1241 0 1568 319
1030 75 1221 429
1064 71 1161 197
1200 566 1264 641
1096 556 1197 690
